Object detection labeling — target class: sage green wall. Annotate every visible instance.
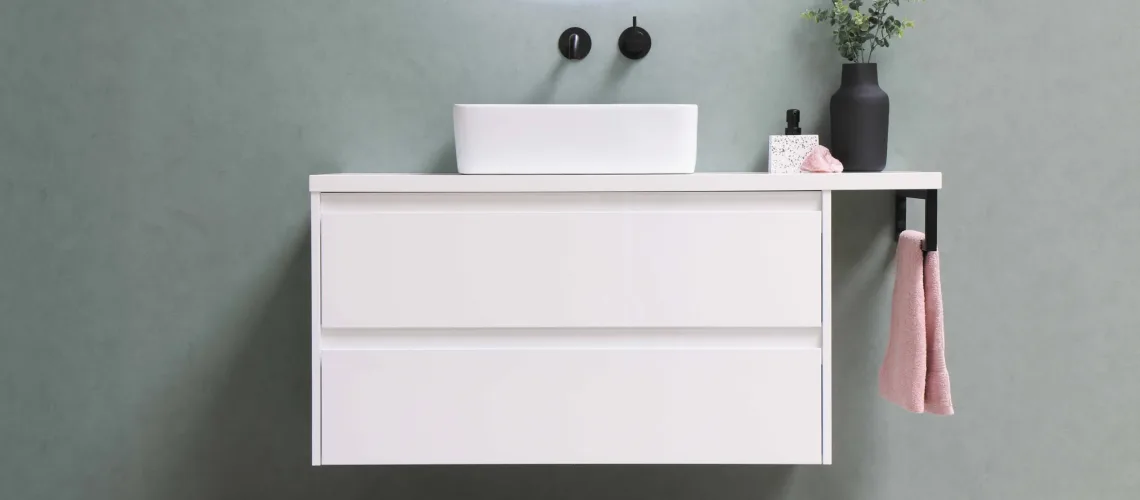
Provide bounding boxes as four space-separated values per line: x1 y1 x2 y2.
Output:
2 0 1138 498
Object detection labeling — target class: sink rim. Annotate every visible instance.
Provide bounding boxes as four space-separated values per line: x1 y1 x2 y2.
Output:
455 103 697 110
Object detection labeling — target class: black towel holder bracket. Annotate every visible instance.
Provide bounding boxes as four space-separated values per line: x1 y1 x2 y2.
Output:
895 189 937 253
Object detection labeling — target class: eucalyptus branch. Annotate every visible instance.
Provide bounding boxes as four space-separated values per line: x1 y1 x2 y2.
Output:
866 18 886 62
802 0 923 63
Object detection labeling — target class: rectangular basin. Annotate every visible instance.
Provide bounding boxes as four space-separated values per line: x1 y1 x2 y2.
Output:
454 104 698 175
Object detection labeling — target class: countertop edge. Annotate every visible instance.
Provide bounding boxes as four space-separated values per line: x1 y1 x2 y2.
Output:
309 172 942 193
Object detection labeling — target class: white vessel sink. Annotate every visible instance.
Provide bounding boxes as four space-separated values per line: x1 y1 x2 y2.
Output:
454 104 698 175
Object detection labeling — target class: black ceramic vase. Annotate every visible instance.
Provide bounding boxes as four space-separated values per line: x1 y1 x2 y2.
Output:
830 63 889 172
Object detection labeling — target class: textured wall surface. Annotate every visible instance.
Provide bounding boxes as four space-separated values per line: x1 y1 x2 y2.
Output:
2 0 1139 499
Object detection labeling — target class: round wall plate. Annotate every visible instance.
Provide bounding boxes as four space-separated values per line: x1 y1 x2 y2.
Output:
618 24 651 59
558 27 592 60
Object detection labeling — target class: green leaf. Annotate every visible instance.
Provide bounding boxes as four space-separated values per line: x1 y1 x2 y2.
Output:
803 0 923 60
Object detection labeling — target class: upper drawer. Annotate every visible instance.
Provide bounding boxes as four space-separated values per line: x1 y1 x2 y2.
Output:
319 192 822 329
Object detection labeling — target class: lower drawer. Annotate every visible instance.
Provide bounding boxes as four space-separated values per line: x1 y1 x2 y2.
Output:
321 348 822 465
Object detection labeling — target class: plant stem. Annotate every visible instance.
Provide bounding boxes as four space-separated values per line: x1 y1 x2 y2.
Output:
866 21 886 62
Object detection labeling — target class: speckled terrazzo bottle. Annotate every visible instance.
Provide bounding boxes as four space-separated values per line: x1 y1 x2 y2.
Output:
830 63 889 172
768 109 819 174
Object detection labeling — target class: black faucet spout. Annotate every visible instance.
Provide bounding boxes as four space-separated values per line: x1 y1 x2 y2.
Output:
568 33 580 59
558 27 591 60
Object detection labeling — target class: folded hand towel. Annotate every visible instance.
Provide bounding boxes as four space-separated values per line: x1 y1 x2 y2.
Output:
879 230 954 415
922 249 954 414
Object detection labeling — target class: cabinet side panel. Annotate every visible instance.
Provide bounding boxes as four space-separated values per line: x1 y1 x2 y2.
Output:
311 192 322 465
821 190 832 464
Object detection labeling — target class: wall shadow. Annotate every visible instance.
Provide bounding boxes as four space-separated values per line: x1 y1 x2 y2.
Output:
147 195 897 500
377 465 796 500
429 140 458 174
148 225 803 500
143 227 394 499
812 191 895 497
593 54 636 103
526 60 570 104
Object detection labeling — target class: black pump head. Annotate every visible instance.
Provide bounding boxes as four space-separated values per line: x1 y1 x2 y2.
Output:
785 109 801 135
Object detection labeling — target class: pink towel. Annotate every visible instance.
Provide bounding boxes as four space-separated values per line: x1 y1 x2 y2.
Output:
879 230 954 415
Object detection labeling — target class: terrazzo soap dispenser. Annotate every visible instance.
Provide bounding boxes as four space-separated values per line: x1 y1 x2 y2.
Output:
768 109 819 174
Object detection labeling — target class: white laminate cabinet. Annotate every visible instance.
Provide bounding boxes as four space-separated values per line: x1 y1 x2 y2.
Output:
310 172 942 466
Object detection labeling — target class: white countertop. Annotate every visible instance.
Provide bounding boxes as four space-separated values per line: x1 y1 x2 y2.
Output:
309 172 941 193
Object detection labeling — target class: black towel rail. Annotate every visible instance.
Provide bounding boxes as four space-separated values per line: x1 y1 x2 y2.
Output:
895 189 938 252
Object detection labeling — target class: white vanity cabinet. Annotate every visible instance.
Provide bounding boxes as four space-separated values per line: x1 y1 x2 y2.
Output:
310 172 941 466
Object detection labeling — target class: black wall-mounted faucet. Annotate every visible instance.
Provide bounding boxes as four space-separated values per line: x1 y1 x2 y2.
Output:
618 17 651 59
559 27 592 60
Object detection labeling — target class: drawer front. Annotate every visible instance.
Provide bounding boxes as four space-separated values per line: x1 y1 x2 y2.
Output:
321 347 823 465
320 192 822 328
